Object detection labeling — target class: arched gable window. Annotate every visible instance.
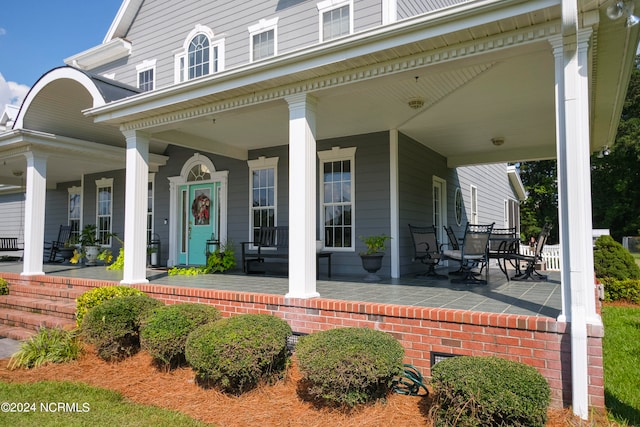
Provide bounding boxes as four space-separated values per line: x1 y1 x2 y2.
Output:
188 34 210 79
175 25 225 83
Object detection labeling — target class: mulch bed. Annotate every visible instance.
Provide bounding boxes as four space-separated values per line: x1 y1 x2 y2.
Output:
0 349 599 426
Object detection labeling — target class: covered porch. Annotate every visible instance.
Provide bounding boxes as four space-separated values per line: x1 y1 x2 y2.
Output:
0 259 562 317
0 259 588 409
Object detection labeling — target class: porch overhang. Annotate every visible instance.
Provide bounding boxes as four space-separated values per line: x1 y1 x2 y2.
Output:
85 0 639 168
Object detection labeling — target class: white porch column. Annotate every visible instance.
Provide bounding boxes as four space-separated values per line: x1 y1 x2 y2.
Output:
389 129 400 278
21 152 47 276
551 3 599 417
285 93 319 299
121 130 150 285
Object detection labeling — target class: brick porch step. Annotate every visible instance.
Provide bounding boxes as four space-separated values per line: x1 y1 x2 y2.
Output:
0 307 76 332
0 324 36 341
7 283 85 302
0 295 77 320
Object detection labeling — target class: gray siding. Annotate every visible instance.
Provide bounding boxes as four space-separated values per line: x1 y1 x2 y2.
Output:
398 133 449 275
93 0 383 91
0 193 25 245
318 131 391 276
397 0 472 20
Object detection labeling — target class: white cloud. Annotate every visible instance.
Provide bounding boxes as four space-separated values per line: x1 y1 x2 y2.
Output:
0 73 30 108
0 28 6 36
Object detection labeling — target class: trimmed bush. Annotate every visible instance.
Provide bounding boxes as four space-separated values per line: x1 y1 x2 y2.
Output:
430 356 550 427
295 327 405 407
81 294 163 361
0 277 8 295
600 277 640 304
594 235 640 280
8 327 82 369
185 314 292 394
75 285 144 326
140 303 222 368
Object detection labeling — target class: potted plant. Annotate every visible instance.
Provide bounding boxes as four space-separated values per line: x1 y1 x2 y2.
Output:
359 234 391 282
79 224 101 266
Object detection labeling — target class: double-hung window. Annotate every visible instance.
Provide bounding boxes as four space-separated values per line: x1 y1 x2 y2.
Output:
96 178 113 246
136 60 156 92
318 147 356 250
249 18 278 62
148 174 155 243
470 185 478 224
318 0 353 41
174 25 225 83
248 157 278 243
68 187 81 241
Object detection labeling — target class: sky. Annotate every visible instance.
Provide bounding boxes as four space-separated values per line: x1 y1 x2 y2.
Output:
0 0 123 108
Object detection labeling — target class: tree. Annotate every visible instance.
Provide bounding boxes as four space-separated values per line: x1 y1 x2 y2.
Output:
518 160 559 244
591 57 640 241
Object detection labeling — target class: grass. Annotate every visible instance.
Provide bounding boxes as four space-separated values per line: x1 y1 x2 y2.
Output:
0 381 209 427
602 304 640 426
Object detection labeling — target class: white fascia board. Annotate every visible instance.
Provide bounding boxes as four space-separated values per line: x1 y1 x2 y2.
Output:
507 164 526 201
87 0 560 123
104 0 144 43
64 38 132 70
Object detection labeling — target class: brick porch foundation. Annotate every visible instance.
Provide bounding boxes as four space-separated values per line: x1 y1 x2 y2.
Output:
1 272 605 409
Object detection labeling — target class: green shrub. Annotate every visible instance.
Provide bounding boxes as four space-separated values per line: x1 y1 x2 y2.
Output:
0 277 8 295
594 235 640 280
430 356 550 427
140 303 222 368
81 294 163 361
203 240 236 273
185 314 292 394
600 277 640 304
8 327 82 369
75 285 145 327
295 327 405 407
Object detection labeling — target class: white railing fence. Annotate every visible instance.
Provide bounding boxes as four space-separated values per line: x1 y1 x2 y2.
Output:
518 244 561 271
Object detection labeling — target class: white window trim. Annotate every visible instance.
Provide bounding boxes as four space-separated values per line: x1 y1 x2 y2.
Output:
148 173 156 243
95 178 114 247
136 59 156 91
432 176 447 240
68 186 82 239
318 146 356 252
174 24 225 83
247 156 279 248
470 184 478 224
248 17 279 63
317 0 354 42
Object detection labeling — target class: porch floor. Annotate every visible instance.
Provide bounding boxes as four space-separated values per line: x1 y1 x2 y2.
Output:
0 260 562 318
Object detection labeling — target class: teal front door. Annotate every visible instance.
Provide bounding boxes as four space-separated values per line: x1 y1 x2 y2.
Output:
178 182 219 265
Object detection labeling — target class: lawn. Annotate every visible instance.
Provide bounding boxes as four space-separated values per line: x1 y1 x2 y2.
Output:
0 381 208 427
602 304 640 426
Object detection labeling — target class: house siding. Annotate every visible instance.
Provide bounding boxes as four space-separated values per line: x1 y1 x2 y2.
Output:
318 131 391 276
397 0 472 20
0 193 25 245
92 0 383 90
398 133 450 275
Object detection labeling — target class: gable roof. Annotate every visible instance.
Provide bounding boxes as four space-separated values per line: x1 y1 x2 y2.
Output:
104 0 144 43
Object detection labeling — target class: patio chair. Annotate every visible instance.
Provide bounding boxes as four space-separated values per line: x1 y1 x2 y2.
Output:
45 225 72 263
408 224 447 279
443 225 464 274
511 224 552 281
442 222 494 285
